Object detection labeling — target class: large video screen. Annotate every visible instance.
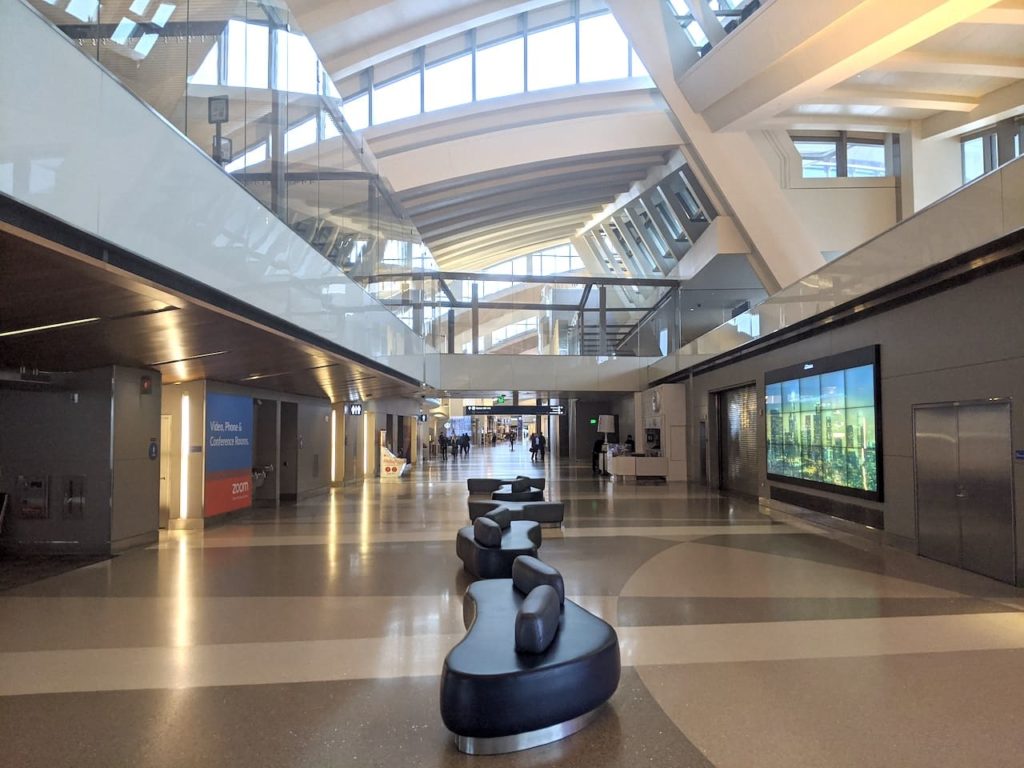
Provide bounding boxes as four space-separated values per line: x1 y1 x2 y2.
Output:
765 347 880 498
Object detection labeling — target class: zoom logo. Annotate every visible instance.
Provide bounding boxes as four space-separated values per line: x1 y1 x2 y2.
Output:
231 481 250 495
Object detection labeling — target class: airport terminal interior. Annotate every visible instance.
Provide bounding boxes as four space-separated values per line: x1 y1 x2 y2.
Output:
2 0 1024 765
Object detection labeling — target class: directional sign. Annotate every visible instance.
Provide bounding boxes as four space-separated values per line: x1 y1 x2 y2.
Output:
464 405 565 416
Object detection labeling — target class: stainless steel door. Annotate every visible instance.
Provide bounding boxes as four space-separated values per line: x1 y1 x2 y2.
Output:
915 406 961 567
957 403 1014 583
914 401 1015 584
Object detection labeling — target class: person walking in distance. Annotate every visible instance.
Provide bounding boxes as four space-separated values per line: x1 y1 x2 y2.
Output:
508 430 515 451
538 433 547 461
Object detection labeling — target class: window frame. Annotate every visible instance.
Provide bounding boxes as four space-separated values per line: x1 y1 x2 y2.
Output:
790 131 891 179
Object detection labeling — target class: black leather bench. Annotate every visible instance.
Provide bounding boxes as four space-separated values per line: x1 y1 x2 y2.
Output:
441 557 620 754
467 476 545 495
455 511 541 579
491 489 546 502
468 499 564 526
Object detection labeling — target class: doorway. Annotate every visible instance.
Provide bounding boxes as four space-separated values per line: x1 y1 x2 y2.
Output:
158 415 172 528
344 414 359 481
280 402 298 502
914 401 1016 584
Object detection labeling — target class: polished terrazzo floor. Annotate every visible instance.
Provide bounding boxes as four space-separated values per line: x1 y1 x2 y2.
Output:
3 446 1024 766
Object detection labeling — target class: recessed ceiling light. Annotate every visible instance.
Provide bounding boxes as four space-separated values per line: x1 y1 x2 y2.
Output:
240 371 289 381
0 317 101 337
148 350 228 366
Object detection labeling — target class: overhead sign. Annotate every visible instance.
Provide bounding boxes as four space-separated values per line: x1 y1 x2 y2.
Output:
345 403 363 416
464 405 565 416
204 393 253 517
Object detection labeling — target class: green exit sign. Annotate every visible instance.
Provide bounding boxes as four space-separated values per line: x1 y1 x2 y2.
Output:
497 395 506 404
590 418 598 425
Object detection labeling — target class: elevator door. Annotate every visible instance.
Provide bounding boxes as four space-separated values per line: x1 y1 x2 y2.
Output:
914 402 1015 584
719 385 758 497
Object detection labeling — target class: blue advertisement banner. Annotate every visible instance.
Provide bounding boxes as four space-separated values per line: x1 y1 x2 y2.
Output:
204 393 254 516
205 393 253 473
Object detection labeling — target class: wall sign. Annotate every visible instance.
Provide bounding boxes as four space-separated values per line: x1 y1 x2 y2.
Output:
464 405 565 416
204 393 253 517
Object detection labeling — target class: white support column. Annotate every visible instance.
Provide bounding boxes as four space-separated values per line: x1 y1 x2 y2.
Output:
898 124 964 214
609 0 825 292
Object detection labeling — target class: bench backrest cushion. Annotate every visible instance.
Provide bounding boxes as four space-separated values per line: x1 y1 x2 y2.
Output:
512 555 565 605
514 585 561 654
473 516 503 548
510 478 531 493
484 507 512 530
517 475 545 491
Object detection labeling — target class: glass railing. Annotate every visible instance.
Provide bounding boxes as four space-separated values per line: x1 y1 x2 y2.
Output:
354 271 766 357
25 0 439 342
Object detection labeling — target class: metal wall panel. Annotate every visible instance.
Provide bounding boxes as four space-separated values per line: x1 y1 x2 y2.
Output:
719 385 758 496
957 403 1014 583
914 406 961 567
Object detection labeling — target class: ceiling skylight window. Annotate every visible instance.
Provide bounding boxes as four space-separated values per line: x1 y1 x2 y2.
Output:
275 30 320 95
285 118 317 153
527 23 576 91
425 54 473 112
151 3 175 27
111 18 137 46
134 33 159 58
343 93 370 131
476 38 525 100
579 13 629 82
226 20 268 89
65 0 99 23
373 71 421 125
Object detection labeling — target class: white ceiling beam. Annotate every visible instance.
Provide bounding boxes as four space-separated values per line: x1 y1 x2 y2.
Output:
872 51 1024 79
365 82 664 158
680 0 1004 132
812 87 980 112
962 0 1024 24
428 201 605 245
409 172 646 224
374 110 682 193
611 0 825 292
759 115 912 132
921 78 1024 137
291 1 551 82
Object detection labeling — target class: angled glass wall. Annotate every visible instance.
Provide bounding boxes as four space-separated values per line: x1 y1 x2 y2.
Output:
26 0 442 341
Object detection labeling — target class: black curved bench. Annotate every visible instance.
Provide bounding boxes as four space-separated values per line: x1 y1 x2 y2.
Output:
491 489 545 502
468 499 564 526
455 513 541 579
441 557 620 754
467 476 545 495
